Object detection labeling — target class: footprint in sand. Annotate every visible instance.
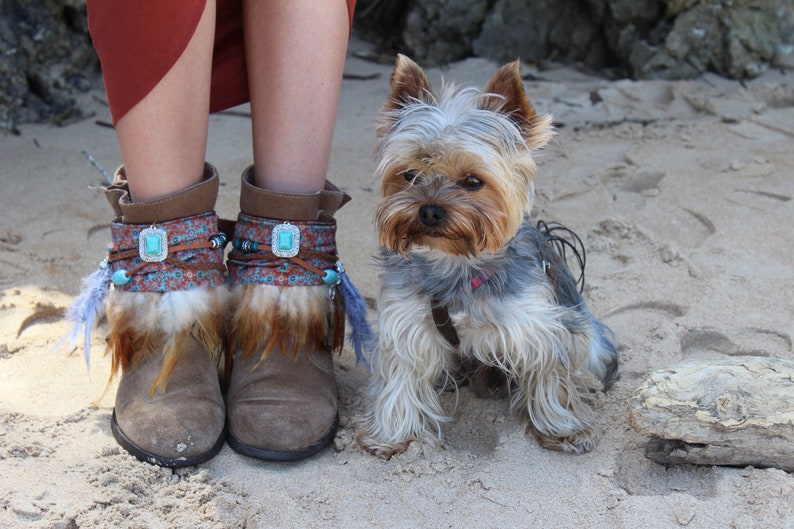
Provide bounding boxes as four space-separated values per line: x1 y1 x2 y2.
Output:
588 218 674 263
606 301 687 319
680 327 792 358
595 163 717 250
730 188 792 211
597 164 665 197
677 207 716 248
619 171 665 196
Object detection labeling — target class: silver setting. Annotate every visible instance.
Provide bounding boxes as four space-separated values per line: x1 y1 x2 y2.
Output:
271 222 301 258
138 226 169 262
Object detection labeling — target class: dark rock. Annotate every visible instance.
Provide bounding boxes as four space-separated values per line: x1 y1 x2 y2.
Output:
474 0 611 70
625 0 794 79
402 0 489 66
0 0 99 130
355 0 794 80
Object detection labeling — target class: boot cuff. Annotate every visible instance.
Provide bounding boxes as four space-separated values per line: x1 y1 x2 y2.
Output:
239 166 350 221
106 163 219 224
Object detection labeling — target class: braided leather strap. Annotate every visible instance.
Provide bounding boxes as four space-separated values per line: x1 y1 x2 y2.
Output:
227 213 338 287
108 212 227 292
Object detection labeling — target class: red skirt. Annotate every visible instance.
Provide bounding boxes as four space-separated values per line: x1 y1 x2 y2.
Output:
87 0 356 124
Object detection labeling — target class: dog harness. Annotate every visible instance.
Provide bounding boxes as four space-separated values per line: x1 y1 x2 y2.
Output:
430 269 495 348
429 218 586 349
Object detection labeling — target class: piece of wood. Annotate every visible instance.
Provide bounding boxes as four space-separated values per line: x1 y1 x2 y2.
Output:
628 355 794 471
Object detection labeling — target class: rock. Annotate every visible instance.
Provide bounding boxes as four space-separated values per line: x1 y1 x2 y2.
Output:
474 0 608 69
628 355 794 471
0 0 98 130
631 0 793 80
355 0 794 80
402 0 489 66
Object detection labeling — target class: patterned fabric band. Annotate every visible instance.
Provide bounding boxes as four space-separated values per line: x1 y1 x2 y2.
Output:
108 212 227 292
227 213 338 287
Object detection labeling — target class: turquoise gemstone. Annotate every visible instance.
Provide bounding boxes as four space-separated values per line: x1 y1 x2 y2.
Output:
322 269 339 285
111 269 131 286
278 231 293 251
145 234 161 255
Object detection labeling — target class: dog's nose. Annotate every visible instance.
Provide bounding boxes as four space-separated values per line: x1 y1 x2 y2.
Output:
419 204 446 226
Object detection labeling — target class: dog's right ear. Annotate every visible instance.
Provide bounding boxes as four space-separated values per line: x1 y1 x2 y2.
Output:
482 60 554 150
384 54 433 113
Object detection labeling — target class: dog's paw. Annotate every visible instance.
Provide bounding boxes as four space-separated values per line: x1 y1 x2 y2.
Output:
356 433 413 459
528 425 600 454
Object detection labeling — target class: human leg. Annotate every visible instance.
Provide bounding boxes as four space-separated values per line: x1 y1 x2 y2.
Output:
224 0 352 461
242 0 349 194
113 0 216 202
88 0 228 466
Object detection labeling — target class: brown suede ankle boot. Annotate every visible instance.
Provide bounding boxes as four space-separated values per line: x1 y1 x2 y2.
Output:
225 167 350 461
104 164 229 467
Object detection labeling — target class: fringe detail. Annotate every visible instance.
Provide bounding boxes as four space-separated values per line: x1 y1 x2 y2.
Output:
338 267 374 369
63 260 111 371
229 284 334 365
105 287 229 395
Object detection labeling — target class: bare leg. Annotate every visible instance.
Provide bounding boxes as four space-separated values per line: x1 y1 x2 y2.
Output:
114 0 216 203
223 0 351 462
242 0 349 194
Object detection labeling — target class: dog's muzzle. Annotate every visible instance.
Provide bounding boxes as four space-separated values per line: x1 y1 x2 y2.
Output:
418 204 446 227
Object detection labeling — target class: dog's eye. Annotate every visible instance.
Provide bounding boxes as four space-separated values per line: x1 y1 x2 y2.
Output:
459 174 484 191
403 170 421 184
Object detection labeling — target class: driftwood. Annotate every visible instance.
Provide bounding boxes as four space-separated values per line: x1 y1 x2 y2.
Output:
628 355 794 471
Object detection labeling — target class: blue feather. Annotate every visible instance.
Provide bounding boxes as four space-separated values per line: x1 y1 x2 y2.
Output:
337 263 374 371
64 259 111 371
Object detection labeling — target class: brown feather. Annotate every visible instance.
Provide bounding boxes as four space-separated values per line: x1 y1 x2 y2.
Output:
229 284 336 364
105 288 227 394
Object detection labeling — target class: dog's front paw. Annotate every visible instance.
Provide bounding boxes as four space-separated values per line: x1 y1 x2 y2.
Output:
529 425 600 454
356 432 414 459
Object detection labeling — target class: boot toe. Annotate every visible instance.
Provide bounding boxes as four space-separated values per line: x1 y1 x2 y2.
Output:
226 350 339 462
113 393 225 467
227 394 338 461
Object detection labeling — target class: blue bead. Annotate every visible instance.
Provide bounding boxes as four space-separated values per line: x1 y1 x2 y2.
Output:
111 269 131 286
322 269 339 285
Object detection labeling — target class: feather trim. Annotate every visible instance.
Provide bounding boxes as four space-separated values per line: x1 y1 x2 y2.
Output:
105 286 228 395
338 265 374 369
229 284 333 364
63 259 111 371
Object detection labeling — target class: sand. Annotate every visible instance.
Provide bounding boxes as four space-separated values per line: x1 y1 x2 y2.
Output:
1 38 793 528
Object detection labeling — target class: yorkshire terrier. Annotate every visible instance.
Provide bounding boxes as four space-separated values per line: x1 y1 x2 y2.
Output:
359 55 618 457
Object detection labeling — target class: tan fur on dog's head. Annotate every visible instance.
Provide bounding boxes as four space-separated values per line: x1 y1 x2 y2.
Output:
374 55 554 257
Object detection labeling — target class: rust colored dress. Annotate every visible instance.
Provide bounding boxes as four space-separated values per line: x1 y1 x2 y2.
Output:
87 0 356 124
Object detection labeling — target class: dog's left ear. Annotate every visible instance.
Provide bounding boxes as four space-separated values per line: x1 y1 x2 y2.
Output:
386 54 433 110
378 54 434 138
482 60 554 149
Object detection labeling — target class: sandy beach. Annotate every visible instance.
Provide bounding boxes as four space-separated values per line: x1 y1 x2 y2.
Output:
1 38 793 528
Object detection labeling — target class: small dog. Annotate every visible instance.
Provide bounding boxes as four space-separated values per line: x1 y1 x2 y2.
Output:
359 55 618 457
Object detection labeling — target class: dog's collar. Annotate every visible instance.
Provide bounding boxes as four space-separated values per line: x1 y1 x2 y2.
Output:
431 268 495 348
469 268 495 290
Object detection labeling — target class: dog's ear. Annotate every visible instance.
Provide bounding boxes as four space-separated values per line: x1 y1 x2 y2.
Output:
482 60 554 149
385 54 433 112
378 54 434 137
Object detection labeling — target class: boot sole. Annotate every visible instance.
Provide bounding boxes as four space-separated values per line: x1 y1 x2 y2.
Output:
111 410 226 468
226 413 339 462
